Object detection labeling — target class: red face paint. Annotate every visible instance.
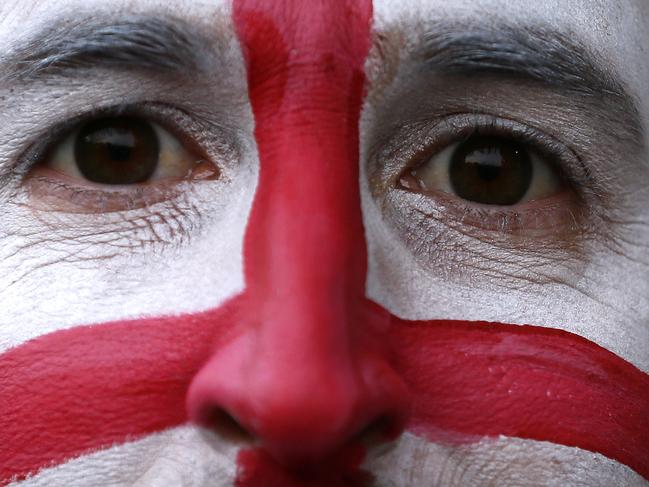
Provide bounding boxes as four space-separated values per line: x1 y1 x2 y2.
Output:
188 0 409 470
0 298 240 483
235 446 370 487
1 315 648 483
390 318 649 480
2 0 649 485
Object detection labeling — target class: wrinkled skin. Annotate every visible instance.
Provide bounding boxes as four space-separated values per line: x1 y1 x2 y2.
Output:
0 0 648 486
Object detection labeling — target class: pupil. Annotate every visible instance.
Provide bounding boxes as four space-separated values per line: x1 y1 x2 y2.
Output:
109 144 132 162
74 117 160 185
449 135 533 205
476 164 501 182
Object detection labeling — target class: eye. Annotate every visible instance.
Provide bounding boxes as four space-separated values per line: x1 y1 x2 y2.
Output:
24 112 220 213
43 115 212 186
400 134 562 206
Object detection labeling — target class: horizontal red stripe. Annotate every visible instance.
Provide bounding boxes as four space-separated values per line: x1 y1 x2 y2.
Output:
391 317 649 480
1 310 647 483
0 298 240 484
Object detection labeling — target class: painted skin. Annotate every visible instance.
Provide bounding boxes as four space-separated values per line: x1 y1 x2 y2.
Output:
0 0 648 486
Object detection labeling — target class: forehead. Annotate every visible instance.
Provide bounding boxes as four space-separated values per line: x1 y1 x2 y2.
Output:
3 0 647 127
2 0 646 60
372 0 649 135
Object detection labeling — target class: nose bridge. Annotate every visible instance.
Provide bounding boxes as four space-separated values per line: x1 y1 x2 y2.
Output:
240 0 372 367
241 2 369 306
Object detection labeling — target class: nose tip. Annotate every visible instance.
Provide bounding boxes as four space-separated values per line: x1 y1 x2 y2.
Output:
186 316 409 467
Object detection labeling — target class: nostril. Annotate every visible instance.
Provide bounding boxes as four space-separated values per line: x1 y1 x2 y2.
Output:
201 408 255 443
186 312 411 469
354 414 403 450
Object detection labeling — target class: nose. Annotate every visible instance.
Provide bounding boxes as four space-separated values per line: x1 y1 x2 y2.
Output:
187 0 409 468
187 301 409 466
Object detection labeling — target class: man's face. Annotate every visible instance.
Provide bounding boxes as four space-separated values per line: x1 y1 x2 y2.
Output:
1 0 648 486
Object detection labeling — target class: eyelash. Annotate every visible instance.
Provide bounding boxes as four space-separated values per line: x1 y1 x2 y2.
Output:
18 102 192 171
401 113 587 191
378 112 596 235
15 102 223 213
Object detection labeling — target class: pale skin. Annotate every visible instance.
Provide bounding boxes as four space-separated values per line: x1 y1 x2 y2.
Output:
0 0 647 486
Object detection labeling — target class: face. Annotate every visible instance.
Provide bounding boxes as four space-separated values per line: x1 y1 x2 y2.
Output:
1 0 648 486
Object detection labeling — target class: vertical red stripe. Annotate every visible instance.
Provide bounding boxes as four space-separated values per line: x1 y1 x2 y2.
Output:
231 0 375 482
234 0 372 303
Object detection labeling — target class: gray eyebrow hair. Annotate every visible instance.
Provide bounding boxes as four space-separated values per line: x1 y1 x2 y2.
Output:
5 16 208 81
419 22 644 144
421 23 623 97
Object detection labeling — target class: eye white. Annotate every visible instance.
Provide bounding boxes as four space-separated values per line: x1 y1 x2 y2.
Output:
414 140 561 203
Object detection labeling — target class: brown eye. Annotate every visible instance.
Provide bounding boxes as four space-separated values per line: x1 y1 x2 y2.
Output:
75 117 159 185
401 134 561 206
449 136 532 205
43 115 210 188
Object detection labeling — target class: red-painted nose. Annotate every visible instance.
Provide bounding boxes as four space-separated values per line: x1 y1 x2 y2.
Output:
187 0 409 467
186 299 409 465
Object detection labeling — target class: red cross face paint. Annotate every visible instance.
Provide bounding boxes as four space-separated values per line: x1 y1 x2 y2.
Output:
2 306 649 484
1 0 649 486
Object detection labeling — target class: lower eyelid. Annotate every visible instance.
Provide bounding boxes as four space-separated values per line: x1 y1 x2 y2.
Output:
23 171 188 214
396 187 583 235
7 202 201 259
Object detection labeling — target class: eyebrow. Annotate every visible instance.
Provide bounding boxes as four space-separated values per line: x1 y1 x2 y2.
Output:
3 16 209 81
419 22 644 142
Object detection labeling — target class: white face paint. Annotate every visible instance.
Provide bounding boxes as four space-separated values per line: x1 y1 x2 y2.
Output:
9 427 241 487
0 0 257 355
1 0 648 485
13 433 649 487
364 0 649 374
365 434 648 487
361 0 649 482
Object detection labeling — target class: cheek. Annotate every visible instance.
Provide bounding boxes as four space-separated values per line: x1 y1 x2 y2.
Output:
358 22 645 376
358 16 649 481
0 22 258 482
364 433 649 486
0 137 258 357
8 426 239 487
0 297 242 482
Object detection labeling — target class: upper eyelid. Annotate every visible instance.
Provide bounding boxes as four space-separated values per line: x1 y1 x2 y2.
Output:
370 20 644 152
369 112 585 187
